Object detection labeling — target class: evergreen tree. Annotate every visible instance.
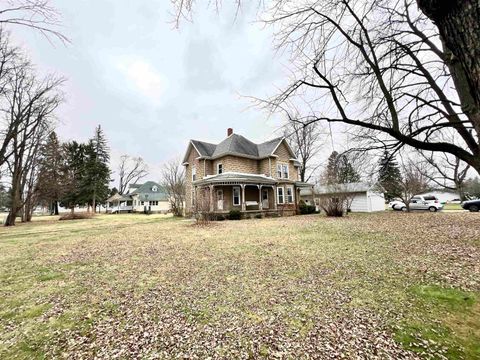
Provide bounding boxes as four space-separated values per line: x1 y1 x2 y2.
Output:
60 141 88 213
82 126 111 212
378 151 402 201
324 151 361 184
37 132 65 215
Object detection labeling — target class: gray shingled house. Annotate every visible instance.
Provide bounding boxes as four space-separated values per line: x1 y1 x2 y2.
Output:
182 128 312 217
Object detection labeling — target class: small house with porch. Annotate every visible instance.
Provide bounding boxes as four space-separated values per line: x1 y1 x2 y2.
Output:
182 128 312 217
106 181 170 213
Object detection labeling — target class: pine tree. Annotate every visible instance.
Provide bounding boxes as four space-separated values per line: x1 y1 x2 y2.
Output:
324 151 360 184
378 151 402 201
82 125 111 212
60 141 88 213
37 132 65 215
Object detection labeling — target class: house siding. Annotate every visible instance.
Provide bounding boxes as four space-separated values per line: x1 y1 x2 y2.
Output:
185 146 202 214
273 141 298 180
184 137 306 216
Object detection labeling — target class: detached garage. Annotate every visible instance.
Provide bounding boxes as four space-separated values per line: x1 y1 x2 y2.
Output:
300 182 385 213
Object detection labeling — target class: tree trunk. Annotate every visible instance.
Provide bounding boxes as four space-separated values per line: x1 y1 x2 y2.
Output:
54 201 59 215
417 0 480 149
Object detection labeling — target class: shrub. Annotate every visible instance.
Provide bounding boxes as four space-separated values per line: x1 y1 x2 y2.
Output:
215 214 226 221
255 214 263 219
228 209 242 220
59 212 93 221
299 203 316 215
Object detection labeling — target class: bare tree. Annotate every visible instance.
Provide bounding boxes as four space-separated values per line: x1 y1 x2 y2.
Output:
284 115 325 182
397 159 431 212
416 151 470 200
170 0 480 175
193 186 212 224
4 62 63 226
117 155 148 194
161 158 185 216
0 0 69 43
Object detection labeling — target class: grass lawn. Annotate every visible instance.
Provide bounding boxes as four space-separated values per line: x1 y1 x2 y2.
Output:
443 203 464 211
0 212 479 359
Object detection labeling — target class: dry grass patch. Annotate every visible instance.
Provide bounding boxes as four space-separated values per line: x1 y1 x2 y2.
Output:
0 212 479 358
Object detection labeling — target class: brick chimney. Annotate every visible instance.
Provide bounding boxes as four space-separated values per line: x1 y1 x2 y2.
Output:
227 128 233 136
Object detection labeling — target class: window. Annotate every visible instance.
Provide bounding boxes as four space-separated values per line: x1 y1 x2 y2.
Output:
140 201 144 205
233 187 241 206
191 189 195 206
149 201 158 206
152 186 158 192
276 163 289 179
277 187 284 204
217 163 223 174
282 164 289 179
286 186 294 203
192 165 196 181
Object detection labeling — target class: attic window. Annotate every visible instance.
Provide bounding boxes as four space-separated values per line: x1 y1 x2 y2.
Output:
152 186 158 192
217 163 223 174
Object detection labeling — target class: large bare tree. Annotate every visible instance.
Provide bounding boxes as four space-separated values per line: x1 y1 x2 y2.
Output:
117 155 149 194
415 150 470 199
4 62 63 226
171 0 480 174
284 116 325 182
161 158 185 216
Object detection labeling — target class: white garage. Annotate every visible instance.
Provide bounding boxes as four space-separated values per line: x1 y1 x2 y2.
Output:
300 182 385 213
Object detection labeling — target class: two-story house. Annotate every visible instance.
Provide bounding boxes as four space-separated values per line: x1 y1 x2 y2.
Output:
182 128 312 217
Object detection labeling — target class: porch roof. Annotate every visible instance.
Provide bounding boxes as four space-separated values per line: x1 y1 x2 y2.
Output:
193 172 277 185
107 193 132 202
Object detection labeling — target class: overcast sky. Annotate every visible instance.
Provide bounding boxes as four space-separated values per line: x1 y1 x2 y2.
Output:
10 1 304 182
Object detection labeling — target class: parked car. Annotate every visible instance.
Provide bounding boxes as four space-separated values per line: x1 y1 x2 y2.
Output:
461 199 480 212
388 199 403 209
392 195 443 212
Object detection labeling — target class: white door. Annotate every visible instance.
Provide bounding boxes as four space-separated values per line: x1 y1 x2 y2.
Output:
262 189 269 209
217 189 224 210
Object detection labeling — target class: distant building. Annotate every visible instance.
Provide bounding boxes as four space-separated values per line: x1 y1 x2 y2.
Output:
106 181 170 213
300 182 385 213
417 190 460 203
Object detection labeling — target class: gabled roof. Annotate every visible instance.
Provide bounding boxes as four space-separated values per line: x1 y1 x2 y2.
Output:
191 140 216 157
130 181 169 201
183 133 296 163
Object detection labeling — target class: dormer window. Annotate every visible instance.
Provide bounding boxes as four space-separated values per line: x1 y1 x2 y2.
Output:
217 163 223 174
152 186 158 192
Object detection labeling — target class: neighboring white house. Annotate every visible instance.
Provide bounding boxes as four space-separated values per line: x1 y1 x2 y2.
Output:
300 182 385 212
106 181 170 213
417 190 461 203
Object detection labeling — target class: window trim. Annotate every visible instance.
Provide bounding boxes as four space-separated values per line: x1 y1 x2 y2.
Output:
277 186 285 204
233 186 241 206
217 163 223 174
282 164 289 179
286 185 294 203
192 165 196 181
276 163 282 178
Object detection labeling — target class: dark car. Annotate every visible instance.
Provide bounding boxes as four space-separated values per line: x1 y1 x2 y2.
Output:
461 199 480 212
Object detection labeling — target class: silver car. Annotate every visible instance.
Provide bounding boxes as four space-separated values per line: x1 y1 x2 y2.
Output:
393 195 443 212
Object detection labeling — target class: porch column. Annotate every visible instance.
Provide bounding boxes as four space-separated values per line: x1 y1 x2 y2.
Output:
241 184 246 211
258 185 263 211
209 185 214 212
273 185 278 210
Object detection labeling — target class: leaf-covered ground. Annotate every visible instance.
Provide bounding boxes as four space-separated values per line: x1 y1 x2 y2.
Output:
0 212 479 359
